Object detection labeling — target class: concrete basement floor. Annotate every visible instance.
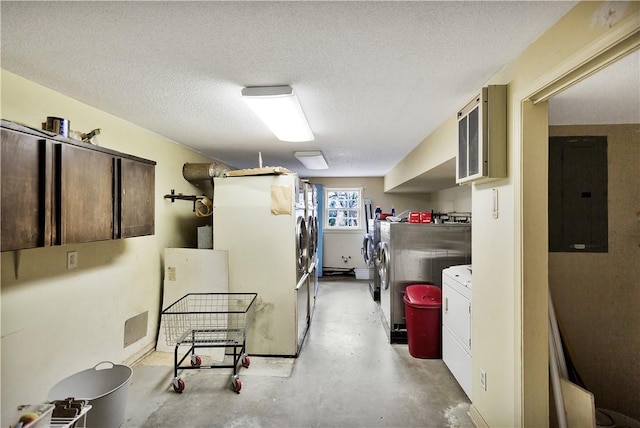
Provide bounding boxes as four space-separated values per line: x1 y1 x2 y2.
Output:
123 279 473 427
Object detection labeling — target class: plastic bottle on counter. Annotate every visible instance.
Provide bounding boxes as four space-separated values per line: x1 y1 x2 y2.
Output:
375 206 382 219
391 206 396 216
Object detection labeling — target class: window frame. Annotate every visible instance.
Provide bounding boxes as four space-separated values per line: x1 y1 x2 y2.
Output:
323 187 363 231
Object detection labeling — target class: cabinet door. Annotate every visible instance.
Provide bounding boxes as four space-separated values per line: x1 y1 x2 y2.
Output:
118 158 155 238
58 144 114 244
1 130 54 251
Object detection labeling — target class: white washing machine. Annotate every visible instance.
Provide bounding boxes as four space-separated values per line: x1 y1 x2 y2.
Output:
362 220 379 301
442 264 473 399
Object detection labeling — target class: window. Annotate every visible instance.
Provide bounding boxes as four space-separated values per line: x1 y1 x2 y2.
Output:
325 187 362 230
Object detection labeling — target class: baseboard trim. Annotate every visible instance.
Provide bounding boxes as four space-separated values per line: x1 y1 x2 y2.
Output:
469 404 490 428
124 342 156 368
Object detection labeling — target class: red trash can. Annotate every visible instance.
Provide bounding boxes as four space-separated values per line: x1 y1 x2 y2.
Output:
403 284 442 359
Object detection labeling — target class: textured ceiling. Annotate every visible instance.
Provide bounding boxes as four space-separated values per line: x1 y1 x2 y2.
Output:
1 1 587 180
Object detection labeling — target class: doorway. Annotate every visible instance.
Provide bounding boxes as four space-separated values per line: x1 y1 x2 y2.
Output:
521 29 639 426
546 49 640 422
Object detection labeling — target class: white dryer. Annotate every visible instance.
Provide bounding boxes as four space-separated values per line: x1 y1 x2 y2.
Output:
442 264 473 399
213 173 310 356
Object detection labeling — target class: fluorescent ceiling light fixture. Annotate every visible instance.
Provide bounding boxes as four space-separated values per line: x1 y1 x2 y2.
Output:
241 86 314 142
294 151 329 170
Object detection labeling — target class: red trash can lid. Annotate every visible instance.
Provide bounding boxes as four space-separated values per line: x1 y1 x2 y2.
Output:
403 284 442 308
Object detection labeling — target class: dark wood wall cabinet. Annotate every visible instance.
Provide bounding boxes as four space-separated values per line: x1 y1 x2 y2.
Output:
1 121 156 252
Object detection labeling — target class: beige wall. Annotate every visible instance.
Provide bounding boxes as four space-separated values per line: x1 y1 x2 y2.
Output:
0 70 213 425
308 177 471 272
308 177 434 270
548 124 640 420
429 185 471 214
384 115 457 192
384 2 639 426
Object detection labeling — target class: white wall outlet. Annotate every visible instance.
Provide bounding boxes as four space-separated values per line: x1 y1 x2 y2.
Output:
67 251 78 270
480 369 487 391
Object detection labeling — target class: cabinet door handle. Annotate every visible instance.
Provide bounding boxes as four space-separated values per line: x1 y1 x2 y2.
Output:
445 297 448 313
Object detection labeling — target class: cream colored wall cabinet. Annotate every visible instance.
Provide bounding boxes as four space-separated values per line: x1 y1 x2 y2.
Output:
456 85 507 184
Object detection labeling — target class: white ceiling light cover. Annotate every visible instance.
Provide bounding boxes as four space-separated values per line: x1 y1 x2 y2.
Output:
241 86 315 142
294 151 329 169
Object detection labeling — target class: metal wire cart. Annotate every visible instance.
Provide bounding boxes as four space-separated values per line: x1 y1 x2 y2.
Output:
161 292 257 394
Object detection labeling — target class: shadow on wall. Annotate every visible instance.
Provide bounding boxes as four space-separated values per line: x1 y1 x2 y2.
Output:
548 124 640 422
0 239 126 288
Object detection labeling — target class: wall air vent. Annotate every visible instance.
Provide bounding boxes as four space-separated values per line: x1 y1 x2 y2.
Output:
456 85 507 184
